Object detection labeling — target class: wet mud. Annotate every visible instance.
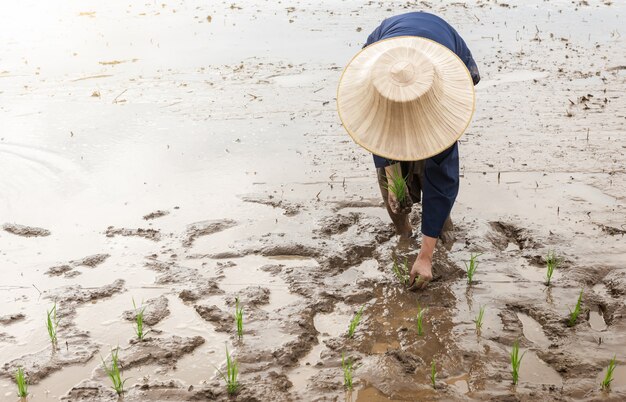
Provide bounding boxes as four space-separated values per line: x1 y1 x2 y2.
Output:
1 0 625 401
2 223 50 238
105 227 162 242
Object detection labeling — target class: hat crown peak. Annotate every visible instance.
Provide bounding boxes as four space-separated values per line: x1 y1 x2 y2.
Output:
390 61 415 83
372 48 436 102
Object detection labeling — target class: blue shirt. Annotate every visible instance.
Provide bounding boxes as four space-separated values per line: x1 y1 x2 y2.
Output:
364 12 480 238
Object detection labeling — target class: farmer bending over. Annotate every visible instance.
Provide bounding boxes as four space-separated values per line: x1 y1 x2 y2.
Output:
337 12 480 290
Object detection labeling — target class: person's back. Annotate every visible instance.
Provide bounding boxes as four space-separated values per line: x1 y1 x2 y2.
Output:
365 12 480 85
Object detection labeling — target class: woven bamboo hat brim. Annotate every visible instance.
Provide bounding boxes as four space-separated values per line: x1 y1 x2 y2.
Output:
337 36 475 161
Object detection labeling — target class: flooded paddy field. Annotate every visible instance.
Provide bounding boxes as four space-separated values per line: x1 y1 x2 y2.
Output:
1 0 625 400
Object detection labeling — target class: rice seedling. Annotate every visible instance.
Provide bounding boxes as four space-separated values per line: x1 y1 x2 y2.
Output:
474 305 486 334
600 355 617 391
416 305 427 336
510 339 525 385
545 250 559 285
235 297 244 340
430 360 437 389
347 306 364 338
391 257 410 285
101 347 127 395
132 298 146 340
216 345 239 395
46 302 59 347
567 289 583 327
342 353 354 390
464 253 482 285
383 166 409 206
15 367 28 398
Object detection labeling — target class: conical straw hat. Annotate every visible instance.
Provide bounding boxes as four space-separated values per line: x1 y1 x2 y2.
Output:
337 36 475 161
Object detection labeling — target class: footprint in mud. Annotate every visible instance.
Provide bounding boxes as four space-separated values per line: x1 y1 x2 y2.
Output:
486 221 536 251
518 350 563 386
182 219 237 247
241 194 302 216
516 312 551 348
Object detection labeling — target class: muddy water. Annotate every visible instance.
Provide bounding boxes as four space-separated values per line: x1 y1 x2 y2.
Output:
2 0 626 400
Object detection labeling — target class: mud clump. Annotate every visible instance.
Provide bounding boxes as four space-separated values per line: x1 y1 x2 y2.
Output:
226 286 270 307
271 306 318 367
122 295 170 326
63 375 295 402
241 195 302 216
106 226 161 241
61 380 118 402
431 247 465 282
599 224 626 236
0 313 25 325
604 269 626 296
259 264 285 275
46 264 74 277
259 243 321 258
487 221 537 250
386 349 424 374
2 223 51 237
315 213 360 236
46 279 126 306
194 304 233 331
116 335 205 370
143 209 170 220
71 253 110 267
182 219 237 247
46 253 111 277
145 259 223 301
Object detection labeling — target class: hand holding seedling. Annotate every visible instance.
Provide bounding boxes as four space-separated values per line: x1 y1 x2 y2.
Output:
409 235 437 290
384 164 412 215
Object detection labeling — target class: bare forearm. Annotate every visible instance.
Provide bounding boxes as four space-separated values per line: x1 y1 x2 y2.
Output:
384 163 402 184
418 235 437 261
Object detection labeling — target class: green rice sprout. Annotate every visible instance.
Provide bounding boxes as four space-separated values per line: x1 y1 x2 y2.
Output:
416 305 427 336
15 367 28 398
101 347 127 395
568 289 583 327
235 298 244 340
391 257 410 285
601 355 617 391
342 353 354 390
464 253 482 285
510 339 525 385
383 166 409 205
132 298 146 340
474 305 486 334
46 302 59 347
216 345 239 395
347 306 364 338
430 360 437 389
545 250 559 285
